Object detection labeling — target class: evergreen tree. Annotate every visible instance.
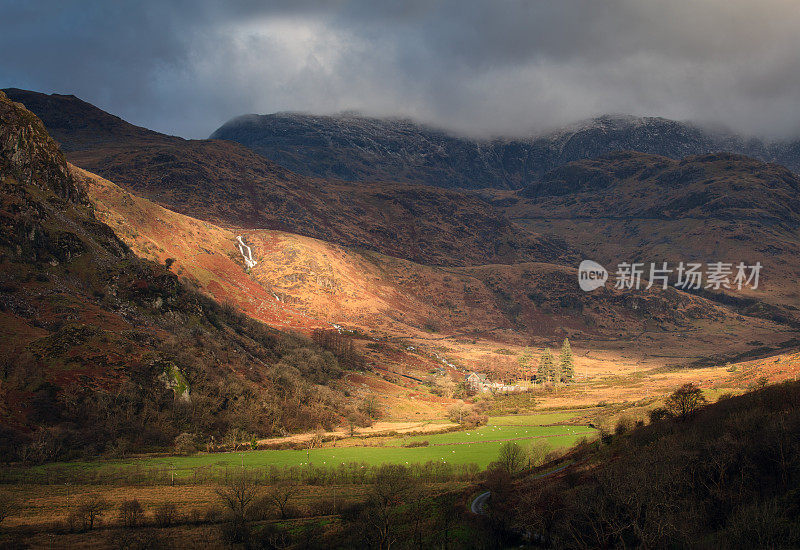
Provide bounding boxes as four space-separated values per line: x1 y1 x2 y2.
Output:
538 349 555 383
559 338 574 383
518 347 533 380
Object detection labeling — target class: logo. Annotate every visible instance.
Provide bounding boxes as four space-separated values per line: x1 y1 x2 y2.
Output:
578 260 608 292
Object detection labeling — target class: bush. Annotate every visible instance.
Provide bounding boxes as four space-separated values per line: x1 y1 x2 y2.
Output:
153 503 177 528
403 440 430 448
309 498 339 516
220 518 251 546
614 416 633 435
107 528 163 550
119 499 145 528
648 407 671 423
173 432 196 455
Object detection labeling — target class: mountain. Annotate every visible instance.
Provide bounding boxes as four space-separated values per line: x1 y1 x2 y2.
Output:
0 91 357 462
503 150 800 323
209 111 800 189
210 112 518 189
4 89 799 351
3 89 570 268
1 88 179 151
80 147 794 364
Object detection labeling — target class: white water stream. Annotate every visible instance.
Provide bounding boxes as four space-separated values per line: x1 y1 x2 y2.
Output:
236 236 257 268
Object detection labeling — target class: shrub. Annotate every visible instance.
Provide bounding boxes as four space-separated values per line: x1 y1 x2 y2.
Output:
153 502 177 528
174 432 196 455
119 499 145 528
309 498 339 516
403 440 430 448
107 528 163 549
220 518 251 546
615 416 633 435
648 407 671 423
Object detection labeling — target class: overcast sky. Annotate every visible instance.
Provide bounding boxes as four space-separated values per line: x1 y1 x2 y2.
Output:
2 0 800 139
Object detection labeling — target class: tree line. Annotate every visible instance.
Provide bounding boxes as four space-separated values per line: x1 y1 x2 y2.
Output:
518 338 575 384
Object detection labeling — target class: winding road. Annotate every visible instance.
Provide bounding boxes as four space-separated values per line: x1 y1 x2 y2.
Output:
470 460 580 516
471 491 491 514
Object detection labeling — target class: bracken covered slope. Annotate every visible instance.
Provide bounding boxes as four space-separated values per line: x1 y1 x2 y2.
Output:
4 89 573 268
0 91 358 462
79 157 795 363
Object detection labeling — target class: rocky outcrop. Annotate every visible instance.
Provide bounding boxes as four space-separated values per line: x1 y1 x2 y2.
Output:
0 91 86 203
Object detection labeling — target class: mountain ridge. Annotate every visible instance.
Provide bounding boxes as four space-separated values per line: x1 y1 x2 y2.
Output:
209 110 800 189
3 88 573 268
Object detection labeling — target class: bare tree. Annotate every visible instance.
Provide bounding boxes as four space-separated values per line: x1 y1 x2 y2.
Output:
348 465 413 550
266 483 295 519
406 487 431 550
527 440 550 469
119 499 145 528
216 474 260 520
360 393 382 419
73 495 109 531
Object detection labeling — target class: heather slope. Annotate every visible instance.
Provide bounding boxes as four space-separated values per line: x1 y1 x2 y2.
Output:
0 91 357 462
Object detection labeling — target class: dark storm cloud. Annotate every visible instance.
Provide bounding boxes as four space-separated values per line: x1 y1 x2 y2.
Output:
2 0 799 138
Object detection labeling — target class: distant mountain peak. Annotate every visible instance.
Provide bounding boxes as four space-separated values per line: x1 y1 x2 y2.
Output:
210 109 800 189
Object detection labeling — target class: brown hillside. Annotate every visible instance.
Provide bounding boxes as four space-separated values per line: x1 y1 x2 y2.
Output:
78 164 795 365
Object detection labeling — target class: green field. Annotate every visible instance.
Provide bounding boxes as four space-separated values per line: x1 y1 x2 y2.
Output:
397 424 591 445
141 432 592 471
487 411 589 425
21 413 597 479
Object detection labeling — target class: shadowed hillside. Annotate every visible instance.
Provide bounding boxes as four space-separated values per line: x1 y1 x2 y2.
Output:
502 151 800 323
499 380 800 548
4 89 572 268
0 91 358 462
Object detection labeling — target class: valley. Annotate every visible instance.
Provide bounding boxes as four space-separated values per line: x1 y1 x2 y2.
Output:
1 88 800 548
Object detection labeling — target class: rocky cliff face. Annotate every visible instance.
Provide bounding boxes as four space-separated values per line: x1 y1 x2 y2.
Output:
210 112 800 190
0 91 86 203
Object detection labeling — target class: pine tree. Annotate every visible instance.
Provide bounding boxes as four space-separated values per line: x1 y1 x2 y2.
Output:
538 348 555 383
518 347 533 380
560 338 574 383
